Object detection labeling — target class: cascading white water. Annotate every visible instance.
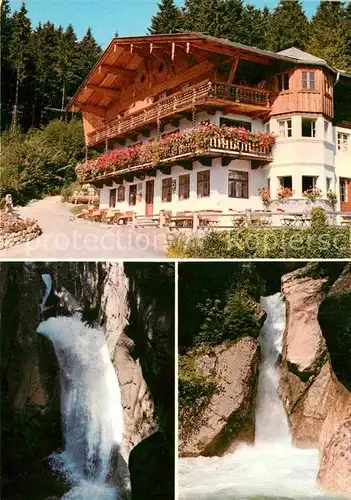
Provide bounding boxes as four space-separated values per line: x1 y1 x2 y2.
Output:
179 293 344 499
37 313 124 500
255 294 291 446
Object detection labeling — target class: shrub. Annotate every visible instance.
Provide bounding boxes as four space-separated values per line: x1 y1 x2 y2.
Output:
178 351 217 408
167 225 351 259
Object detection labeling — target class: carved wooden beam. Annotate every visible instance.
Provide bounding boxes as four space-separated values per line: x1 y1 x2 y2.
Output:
221 157 232 167
135 173 146 180
85 84 121 99
228 56 240 83
76 101 106 118
124 174 134 183
179 160 193 170
158 165 172 175
198 157 212 167
145 169 157 177
99 64 136 77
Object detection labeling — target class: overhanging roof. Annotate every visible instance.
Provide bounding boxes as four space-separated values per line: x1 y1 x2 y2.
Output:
67 32 351 113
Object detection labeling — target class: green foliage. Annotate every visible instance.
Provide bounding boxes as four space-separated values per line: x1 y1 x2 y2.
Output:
307 1 351 73
179 351 217 407
310 206 328 231
0 119 85 205
194 290 262 346
168 225 351 259
149 0 182 34
2 3 101 130
265 0 309 51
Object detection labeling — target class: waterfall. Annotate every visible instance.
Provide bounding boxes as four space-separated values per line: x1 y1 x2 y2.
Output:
255 293 291 446
39 274 52 313
179 293 339 500
37 313 124 499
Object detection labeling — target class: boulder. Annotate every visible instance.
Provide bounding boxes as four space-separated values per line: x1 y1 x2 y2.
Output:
129 431 174 500
280 361 336 447
318 375 351 495
282 268 327 376
179 336 260 456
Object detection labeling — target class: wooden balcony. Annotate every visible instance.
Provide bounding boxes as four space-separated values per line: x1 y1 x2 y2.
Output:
86 80 271 147
79 134 273 185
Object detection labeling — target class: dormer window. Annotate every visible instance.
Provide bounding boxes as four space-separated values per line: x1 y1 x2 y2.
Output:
302 71 315 90
277 73 289 91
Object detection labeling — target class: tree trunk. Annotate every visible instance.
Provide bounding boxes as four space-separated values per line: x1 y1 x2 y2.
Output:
11 72 20 128
61 81 66 114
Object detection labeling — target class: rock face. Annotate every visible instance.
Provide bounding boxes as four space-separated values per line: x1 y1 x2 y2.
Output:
317 375 351 495
180 336 260 456
0 263 63 499
279 267 331 446
281 268 327 376
317 265 351 495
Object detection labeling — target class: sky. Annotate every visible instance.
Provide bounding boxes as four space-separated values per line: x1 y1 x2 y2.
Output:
9 0 321 49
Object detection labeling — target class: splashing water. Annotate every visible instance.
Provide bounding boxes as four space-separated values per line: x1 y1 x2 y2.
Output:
37 314 124 499
179 293 344 499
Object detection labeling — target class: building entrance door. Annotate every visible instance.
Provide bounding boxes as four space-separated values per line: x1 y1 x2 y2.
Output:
145 180 154 216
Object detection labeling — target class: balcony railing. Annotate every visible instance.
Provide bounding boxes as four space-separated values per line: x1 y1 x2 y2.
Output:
78 127 274 184
86 80 272 147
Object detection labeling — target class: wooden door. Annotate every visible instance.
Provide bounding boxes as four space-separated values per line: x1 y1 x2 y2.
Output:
145 180 154 215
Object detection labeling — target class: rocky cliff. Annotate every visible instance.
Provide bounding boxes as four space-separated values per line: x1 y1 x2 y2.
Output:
279 263 351 495
179 337 260 456
1 262 174 500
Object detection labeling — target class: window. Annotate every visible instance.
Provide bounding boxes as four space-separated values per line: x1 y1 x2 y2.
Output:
228 170 248 199
129 184 137 206
326 177 332 193
109 189 116 208
220 117 252 131
338 132 349 152
117 185 125 202
340 178 349 203
197 170 210 197
302 176 318 192
324 74 332 95
302 118 316 137
279 176 292 189
179 174 190 200
278 119 292 138
162 178 172 203
277 73 289 91
302 71 316 90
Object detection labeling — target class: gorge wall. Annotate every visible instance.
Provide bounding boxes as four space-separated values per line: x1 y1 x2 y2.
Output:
279 263 351 495
0 262 174 500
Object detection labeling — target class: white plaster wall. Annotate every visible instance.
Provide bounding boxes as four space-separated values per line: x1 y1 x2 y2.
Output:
267 114 337 199
100 159 266 215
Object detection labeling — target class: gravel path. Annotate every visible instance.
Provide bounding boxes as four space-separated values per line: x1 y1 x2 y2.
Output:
0 197 168 259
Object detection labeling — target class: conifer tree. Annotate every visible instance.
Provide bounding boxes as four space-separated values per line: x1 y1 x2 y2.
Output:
77 28 102 81
1 0 13 129
55 24 79 113
31 21 60 124
307 1 350 72
265 0 309 52
8 2 32 127
149 0 182 34
239 4 270 48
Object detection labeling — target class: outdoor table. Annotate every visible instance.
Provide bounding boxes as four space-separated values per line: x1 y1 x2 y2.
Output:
171 215 193 228
281 213 308 227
